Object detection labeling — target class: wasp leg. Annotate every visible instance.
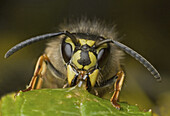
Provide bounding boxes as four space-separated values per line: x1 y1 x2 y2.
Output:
15 54 65 97
21 54 49 92
110 70 125 110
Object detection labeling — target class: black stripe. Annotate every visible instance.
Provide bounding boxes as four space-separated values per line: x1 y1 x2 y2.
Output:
78 50 91 66
86 76 91 91
70 75 78 87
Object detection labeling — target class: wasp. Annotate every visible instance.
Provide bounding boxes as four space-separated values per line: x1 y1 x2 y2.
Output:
5 19 161 110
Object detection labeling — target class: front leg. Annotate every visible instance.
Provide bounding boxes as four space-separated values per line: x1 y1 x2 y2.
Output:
21 54 65 92
110 70 125 110
22 54 49 92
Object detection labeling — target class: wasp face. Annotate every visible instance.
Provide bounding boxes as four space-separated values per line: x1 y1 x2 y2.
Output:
61 34 110 89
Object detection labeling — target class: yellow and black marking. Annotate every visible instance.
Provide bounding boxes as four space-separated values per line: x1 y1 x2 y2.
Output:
79 39 95 47
62 35 110 89
88 69 99 87
63 37 109 70
67 64 78 86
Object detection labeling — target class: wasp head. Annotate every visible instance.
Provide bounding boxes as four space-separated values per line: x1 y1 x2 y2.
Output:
61 33 110 90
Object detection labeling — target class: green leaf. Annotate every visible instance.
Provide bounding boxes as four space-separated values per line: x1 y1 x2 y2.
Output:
0 86 152 116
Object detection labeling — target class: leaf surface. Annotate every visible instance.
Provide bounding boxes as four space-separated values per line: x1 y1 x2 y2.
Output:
0 86 152 116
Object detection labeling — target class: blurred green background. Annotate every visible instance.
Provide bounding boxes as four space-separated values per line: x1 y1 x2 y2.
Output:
0 0 169 115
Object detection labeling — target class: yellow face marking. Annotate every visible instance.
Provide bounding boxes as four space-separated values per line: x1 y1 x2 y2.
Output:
84 52 97 70
79 39 95 47
65 37 76 51
87 40 95 47
67 65 77 85
89 69 99 87
79 39 86 45
71 50 83 69
96 43 108 54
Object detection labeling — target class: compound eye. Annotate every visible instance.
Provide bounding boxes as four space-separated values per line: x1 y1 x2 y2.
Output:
62 42 72 63
97 47 110 68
